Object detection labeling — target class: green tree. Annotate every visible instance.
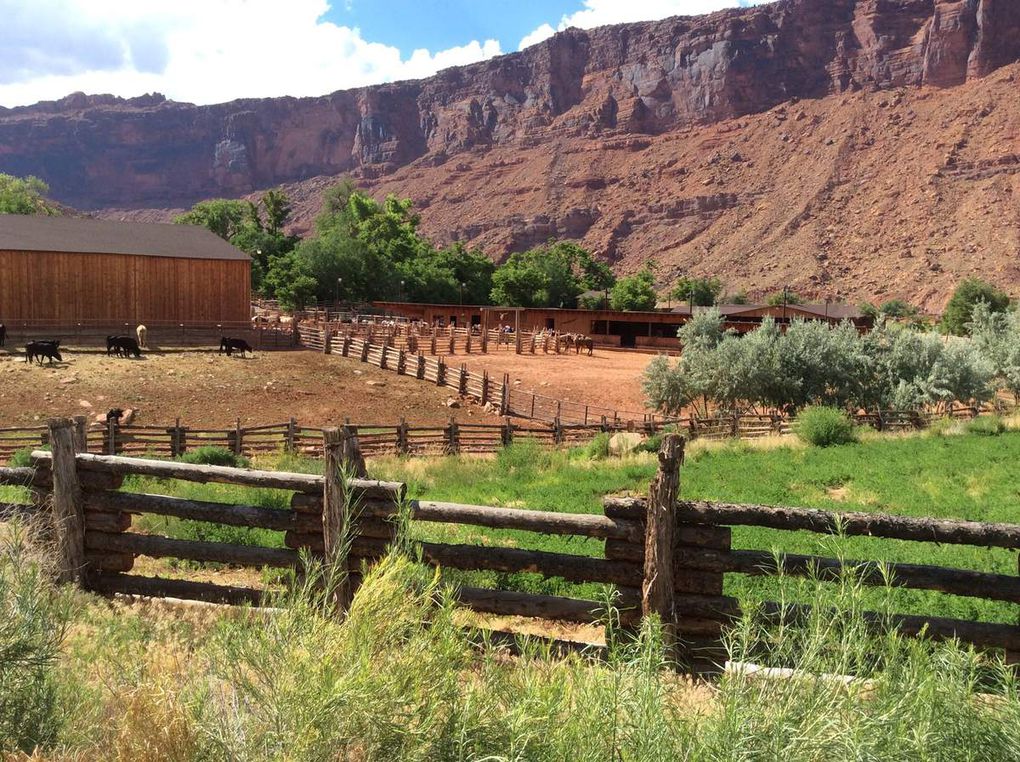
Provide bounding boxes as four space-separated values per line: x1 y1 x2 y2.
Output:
880 299 919 319
175 199 248 240
263 251 316 310
941 278 1010 336
578 250 616 291
0 174 59 215
610 269 658 311
671 276 723 307
489 241 583 307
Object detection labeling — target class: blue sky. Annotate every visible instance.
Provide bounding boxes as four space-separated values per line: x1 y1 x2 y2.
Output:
0 0 770 107
324 1 585 56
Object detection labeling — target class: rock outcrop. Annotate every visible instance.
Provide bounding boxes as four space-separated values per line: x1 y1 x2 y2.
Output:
2 0 1018 210
1 0 1019 308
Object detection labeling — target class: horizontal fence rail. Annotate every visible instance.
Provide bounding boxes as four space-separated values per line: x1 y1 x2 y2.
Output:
6 423 1018 668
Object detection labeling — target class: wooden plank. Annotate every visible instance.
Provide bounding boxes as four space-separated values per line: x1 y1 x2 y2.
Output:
84 531 300 568
86 491 296 531
603 497 1020 548
673 595 1020 652
677 547 1020 603
455 586 640 626
31 451 404 500
0 466 35 486
89 572 266 605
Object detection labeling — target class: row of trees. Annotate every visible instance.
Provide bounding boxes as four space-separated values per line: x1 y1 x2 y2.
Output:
643 308 1013 418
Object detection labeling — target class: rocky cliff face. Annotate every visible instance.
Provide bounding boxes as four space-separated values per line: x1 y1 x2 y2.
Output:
2 0 1017 210
1 0 1019 308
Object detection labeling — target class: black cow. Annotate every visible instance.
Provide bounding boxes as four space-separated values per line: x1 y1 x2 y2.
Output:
0 322 6 347
108 336 142 358
220 337 253 357
106 335 126 356
26 340 62 364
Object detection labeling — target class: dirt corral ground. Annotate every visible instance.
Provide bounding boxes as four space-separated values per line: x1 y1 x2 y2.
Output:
459 348 659 415
0 347 484 428
0 343 657 428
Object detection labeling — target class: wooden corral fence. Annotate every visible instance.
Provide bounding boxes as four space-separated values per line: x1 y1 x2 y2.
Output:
0 417 641 462
0 319 295 351
297 323 677 428
2 423 1017 667
0 404 990 464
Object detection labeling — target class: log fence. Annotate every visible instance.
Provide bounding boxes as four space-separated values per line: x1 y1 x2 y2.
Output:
2 421 1017 669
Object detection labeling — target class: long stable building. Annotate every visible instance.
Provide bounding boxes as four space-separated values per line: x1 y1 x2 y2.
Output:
373 301 872 349
0 215 251 324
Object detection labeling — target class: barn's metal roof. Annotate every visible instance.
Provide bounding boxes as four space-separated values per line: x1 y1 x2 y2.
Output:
0 215 251 261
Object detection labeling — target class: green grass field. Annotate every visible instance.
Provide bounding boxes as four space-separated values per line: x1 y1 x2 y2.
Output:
5 428 1019 624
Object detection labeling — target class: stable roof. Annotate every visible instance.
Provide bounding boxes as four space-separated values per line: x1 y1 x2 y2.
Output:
0 215 250 261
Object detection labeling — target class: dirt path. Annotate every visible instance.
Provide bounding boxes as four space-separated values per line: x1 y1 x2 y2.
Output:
457 348 659 415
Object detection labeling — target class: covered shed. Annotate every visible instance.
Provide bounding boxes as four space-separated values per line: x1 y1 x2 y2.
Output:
0 216 251 324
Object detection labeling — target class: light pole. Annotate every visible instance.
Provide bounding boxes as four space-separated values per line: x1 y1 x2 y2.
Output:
399 279 405 302
459 281 465 305
336 277 343 311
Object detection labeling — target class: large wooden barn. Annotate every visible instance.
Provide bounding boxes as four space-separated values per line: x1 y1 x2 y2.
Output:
0 216 250 324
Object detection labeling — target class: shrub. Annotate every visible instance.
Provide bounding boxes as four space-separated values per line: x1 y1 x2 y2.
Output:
925 416 959 438
795 406 858 447
6 447 36 468
583 432 611 460
179 446 250 469
965 414 1006 437
0 526 70 752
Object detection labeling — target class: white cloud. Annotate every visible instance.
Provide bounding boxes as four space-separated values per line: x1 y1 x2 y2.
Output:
0 0 502 107
519 0 771 50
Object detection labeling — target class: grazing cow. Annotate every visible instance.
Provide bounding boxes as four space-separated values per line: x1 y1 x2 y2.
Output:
136 324 147 349
26 340 62 364
0 322 5 347
109 336 142 358
106 335 125 356
219 336 253 357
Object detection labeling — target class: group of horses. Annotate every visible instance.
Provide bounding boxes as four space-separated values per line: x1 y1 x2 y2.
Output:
556 332 595 356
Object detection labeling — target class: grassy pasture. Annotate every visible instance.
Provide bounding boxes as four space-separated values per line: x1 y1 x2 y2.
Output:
6 427 1019 624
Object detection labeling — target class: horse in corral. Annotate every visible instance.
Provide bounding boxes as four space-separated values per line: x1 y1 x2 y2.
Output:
220 336 253 357
136 324 147 348
575 335 594 356
559 333 577 351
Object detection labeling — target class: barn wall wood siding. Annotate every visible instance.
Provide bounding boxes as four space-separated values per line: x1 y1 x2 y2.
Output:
0 250 251 323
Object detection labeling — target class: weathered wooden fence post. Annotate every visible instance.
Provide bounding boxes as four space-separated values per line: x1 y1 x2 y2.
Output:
286 417 297 453
458 364 468 396
396 417 410 455
360 339 370 363
553 417 564 445
397 348 407 375
340 422 368 478
416 352 426 380
106 418 117 455
500 373 510 415
480 371 490 406
48 418 86 585
323 325 333 354
437 356 447 386
446 417 460 454
72 415 89 453
322 427 353 614
501 416 514 447
644 434 684 653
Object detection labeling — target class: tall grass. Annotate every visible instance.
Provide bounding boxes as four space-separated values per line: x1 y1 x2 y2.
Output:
4 522 1018 760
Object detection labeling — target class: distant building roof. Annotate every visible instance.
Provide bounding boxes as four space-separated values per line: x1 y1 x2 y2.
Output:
0 215 250 261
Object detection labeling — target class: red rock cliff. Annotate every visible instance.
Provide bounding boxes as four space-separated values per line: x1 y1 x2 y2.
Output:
1 0 1018 210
